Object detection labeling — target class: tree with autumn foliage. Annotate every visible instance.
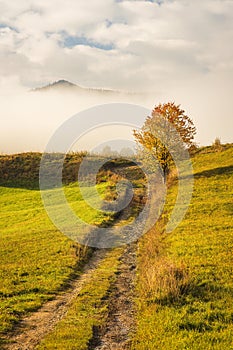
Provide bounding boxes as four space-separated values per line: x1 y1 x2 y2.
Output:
133 102 196 181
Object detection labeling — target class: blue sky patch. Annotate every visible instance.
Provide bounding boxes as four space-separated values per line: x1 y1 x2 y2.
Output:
62 35 114 51
0 23 18 32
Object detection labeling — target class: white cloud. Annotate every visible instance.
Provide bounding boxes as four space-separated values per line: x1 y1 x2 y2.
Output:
0 0 232 89
0 0 232 151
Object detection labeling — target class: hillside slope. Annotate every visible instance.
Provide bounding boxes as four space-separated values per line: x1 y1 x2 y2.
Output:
133 143 233 350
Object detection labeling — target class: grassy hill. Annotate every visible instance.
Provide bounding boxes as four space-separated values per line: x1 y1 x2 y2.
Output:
133 143 233 349
0 152 87 189
0 144 232 348
0 152 138 189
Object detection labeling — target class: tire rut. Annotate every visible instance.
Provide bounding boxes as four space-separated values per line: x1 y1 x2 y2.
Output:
89 243 137 350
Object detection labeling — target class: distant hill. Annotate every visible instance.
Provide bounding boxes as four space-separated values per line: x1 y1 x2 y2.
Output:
38 80 79 90
32 79 122 95
0 143 232 190
0 152 138 189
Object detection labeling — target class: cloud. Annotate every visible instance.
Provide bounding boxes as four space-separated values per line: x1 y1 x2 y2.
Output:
0 0 232 90
0 0 232 151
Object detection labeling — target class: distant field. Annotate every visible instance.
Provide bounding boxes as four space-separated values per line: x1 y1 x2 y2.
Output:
133 144 233 349
0 180 113 342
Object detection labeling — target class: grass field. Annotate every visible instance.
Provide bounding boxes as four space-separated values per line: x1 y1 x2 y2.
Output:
133 144 233 349
1 145 232 349
0 180 114 344
0 154 145 347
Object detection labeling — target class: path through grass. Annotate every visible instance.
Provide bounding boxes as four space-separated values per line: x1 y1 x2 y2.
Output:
0 182 112 344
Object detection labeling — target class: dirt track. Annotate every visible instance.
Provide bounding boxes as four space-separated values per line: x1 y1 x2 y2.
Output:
4 244 137 350
90 243 137 350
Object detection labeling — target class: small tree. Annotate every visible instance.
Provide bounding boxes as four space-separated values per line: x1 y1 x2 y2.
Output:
213 137 222 152
133 102 196 181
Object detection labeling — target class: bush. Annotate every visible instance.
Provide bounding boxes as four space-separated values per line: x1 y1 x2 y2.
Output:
212 137 223 152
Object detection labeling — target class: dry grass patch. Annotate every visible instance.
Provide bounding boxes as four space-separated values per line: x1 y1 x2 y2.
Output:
141 256 190 303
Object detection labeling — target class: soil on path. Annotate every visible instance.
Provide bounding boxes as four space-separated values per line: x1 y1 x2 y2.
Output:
4 243 137 350
89 243 137 350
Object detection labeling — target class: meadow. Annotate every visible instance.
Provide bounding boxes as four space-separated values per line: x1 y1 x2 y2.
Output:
0 153 145 348
0 173 114 345
133 143 233 349
0 144 232 349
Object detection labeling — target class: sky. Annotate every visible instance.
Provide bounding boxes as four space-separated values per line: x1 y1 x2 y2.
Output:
0 0 233 153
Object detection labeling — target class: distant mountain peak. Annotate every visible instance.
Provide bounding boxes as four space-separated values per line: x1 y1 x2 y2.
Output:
50 79 77 87
32 79 123 94
32 80 135 96
33 79 82 92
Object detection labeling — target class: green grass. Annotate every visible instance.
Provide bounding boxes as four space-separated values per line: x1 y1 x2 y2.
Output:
0 182 113 342
133 144 233 349
37 247 123 350
0 153 146 347
3 147 232 348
